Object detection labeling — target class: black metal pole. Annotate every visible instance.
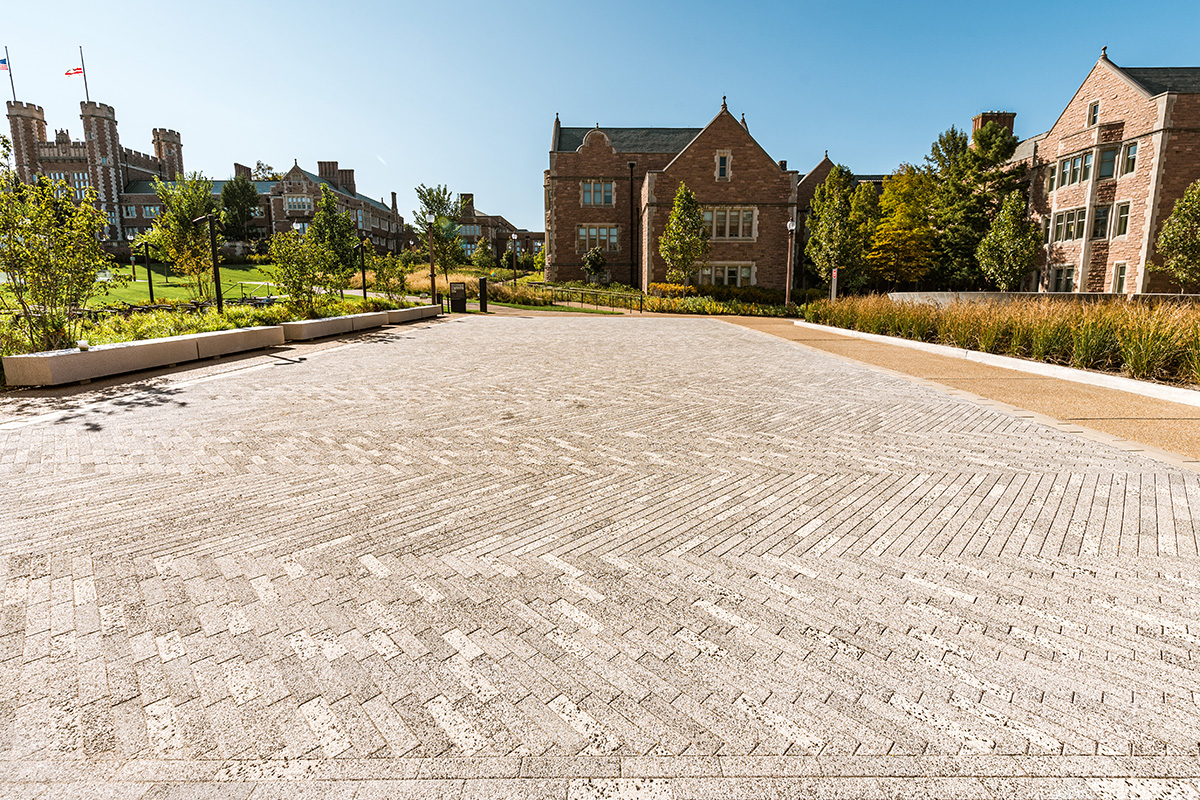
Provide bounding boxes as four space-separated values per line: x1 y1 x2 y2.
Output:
5 47 16 103
79 46 89 104
358 241 368 301
428 217 436 303
785 224 795 307
144 242 155 304
209 217 223 313
512 235 517 284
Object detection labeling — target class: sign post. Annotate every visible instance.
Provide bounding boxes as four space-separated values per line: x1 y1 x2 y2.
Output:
830 268 838 301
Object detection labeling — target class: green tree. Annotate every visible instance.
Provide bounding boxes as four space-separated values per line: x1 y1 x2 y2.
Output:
582 246 607 280
309 185 357 296
368 249 410 302
135 173 220 299
413 184 463 289
252 161 283 181
805 165 877 292
977 190 1042 291
658 182 710 287
533 248 545 276
471 238 493 271
866 165 938 285
1155 178 1200 288
220 174 259 242
267 229 333 318
926 122 1025 289
0 178 115 352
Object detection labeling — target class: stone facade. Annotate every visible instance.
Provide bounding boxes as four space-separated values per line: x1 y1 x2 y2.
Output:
546 102 805 291
7 99 181 241
1015 52 1200 294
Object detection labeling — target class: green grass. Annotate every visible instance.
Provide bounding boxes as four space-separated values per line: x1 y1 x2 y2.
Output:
92 263 279 306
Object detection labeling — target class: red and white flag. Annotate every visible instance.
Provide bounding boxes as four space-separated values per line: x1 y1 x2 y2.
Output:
65 67 82 76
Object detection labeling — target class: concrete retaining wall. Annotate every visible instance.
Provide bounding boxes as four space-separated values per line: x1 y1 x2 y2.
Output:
387 305 441 324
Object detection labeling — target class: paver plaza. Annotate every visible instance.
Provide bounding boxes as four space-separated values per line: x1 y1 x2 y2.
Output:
2 314 1200 799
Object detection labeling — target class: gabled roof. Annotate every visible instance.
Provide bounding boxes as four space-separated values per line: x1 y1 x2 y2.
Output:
554 126 702 153
1121 67 1200 96
292 168 392 213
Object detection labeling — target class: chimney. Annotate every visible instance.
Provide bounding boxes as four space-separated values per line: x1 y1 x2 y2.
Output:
317 160 338 185
778 160 787 170
337 168 355 196
391 191 397 213
971 111 1016 138
234 162 251 179
460 193 474 215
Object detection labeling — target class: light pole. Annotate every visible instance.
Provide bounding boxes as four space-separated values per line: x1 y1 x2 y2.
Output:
355 239 369 301
193 213 225 313
785 219 796 307
426 213 436 302
628 160 637 287
511 232 518 284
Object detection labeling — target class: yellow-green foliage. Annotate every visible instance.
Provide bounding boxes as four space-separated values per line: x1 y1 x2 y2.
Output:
805 297 1200 385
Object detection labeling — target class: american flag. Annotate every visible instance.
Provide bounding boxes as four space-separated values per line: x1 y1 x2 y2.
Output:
65 67 83 76
0 59 8 72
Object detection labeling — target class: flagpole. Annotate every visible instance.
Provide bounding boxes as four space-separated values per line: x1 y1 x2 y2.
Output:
4 47 15 103
79 45 89 103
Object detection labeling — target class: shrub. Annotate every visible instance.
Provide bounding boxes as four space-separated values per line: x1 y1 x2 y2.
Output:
1118 304 1182 380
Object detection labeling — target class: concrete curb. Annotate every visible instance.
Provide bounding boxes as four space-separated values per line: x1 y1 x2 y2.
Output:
794 319 1200 409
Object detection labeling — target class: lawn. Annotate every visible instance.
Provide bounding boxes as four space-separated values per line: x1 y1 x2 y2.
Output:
93 263 279 306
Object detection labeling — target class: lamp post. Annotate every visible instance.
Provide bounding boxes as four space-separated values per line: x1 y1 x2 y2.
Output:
355 239 369 301
511 232 518 284
628 160 637 287
785 219 796 307
192 213 224 313
426 212 436 302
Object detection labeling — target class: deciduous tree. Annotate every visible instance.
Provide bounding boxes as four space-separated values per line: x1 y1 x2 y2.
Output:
0 178 115 351
806 165 878 292
220 174 259 242
413 184 463 288
1155 178 1200 288
977 190 1042 291
135 173 220 299
658 182 710 287
251 161 283 181
866 165 938 285
309 185 358 296
267 229 333 318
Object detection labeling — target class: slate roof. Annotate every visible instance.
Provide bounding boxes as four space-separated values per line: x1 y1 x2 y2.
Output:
554 126 701 153
125 172 393 214
1122 67 1200 95
123 179 278 195
1010 131 1048 164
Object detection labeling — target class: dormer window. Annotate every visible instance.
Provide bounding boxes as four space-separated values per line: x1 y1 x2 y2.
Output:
1088 101 1100 126
715 150 731 181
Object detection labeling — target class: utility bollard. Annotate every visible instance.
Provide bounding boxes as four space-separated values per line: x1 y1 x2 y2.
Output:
479 277 488 313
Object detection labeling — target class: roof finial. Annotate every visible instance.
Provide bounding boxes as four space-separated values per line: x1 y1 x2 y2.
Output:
721 95 727 110
1100 45 1107 58
293 158 298 166
824 149 828 159
595 122 599 129
555 112 559 121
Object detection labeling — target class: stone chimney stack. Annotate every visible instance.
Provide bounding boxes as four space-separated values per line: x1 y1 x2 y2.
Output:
337 168 355 196
234 162 251 179
972 111 1016 138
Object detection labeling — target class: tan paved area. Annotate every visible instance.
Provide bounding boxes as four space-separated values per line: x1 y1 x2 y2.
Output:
3 314 1200 798
733 317 1200 464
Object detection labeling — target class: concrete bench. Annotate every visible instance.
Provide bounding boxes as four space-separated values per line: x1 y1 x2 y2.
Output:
280 311 393 341
387 305 441 324
2 326 288 387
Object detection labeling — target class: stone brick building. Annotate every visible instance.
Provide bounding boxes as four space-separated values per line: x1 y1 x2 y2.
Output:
1012 50 1200 294
7 99 181 242
545 100 808 290
7 100 406 254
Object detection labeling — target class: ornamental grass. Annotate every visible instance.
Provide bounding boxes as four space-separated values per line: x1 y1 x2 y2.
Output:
804 296 1200 386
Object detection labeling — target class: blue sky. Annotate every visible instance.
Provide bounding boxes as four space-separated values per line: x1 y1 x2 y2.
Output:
5 0 1199 230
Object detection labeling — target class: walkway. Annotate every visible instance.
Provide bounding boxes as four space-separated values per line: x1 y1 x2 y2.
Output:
2 314 1199 798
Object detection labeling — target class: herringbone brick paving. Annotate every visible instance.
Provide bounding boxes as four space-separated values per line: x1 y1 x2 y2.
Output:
2 315 1200 798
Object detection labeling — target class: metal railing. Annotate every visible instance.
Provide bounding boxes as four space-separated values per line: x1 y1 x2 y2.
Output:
525 282 643 313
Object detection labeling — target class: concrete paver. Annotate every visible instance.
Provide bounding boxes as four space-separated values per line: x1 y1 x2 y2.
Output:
3 314 1200 797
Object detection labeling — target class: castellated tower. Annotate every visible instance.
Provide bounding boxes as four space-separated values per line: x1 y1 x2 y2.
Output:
6 101 47 184
80 102 122 220
152 128 183 179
